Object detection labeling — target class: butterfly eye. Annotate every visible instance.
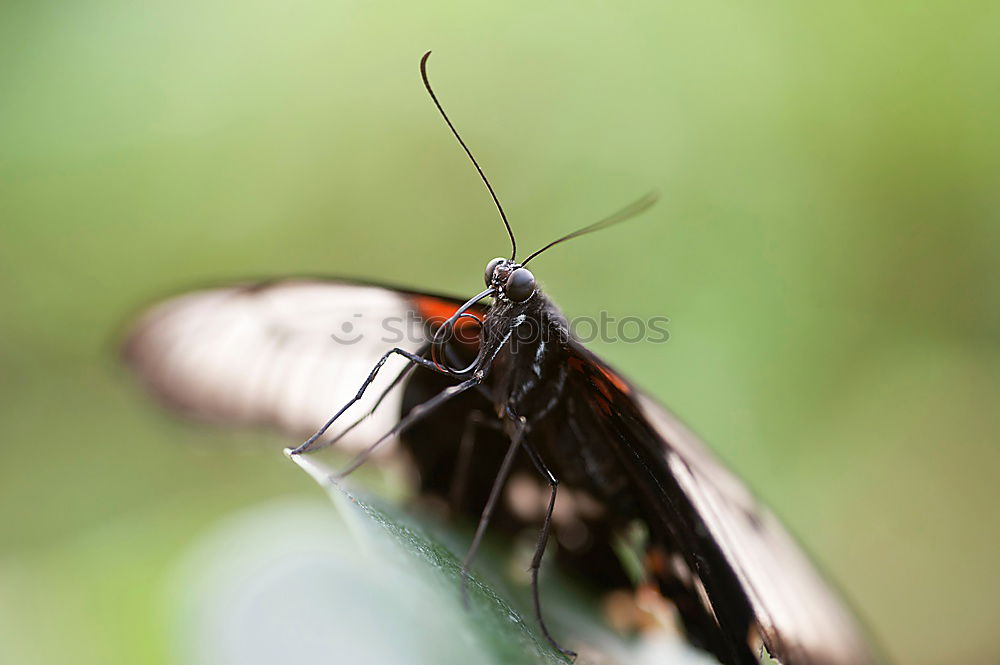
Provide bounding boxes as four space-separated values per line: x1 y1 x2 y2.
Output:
505 267 535 302
484 257 505 287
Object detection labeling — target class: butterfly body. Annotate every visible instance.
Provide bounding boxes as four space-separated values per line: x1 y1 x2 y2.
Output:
401 276 764 664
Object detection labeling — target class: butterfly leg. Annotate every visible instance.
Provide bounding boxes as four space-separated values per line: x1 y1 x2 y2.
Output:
521 441 576 658
449 410 502 512
334 376 482 477
459 416 526 605
323 343 430 448
291 345 447 454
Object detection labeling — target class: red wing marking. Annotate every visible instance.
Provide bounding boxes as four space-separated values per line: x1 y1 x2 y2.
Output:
412 295 484 329
598 365 632 395
569 355 627 414
412 295 484 351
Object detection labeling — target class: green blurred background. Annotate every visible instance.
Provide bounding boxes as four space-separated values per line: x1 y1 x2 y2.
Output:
2 1 998 663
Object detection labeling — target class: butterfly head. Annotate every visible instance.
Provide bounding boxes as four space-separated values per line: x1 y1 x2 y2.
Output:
484 257 536 303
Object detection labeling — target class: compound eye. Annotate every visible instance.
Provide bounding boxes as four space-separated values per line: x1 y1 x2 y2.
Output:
484 257 505 287
505 267 535 302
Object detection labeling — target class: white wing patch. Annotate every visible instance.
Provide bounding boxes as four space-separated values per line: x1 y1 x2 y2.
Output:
637 394 874 665
125 281 424 454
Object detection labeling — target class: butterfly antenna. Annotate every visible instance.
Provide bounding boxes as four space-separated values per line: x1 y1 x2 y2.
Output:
521 191 660 266
421 51 517 261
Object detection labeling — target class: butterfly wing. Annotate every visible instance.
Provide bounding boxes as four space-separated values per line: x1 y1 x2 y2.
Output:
559 341 877 665
124 278 875 665
123 279 484 453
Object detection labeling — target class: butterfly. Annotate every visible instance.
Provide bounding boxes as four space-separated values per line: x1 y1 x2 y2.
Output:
124 52 878 665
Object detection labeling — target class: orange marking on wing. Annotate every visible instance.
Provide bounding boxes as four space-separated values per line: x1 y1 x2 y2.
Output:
598 365 631 395
570 355 614 413
413 295 483 350
413 296 482 330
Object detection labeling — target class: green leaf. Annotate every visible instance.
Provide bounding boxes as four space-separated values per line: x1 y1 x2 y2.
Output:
287 450 717 665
